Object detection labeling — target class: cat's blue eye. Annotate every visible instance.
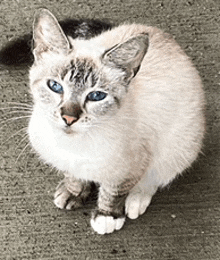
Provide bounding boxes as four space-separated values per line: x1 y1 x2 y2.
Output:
86 91 107 102
47 80 64 94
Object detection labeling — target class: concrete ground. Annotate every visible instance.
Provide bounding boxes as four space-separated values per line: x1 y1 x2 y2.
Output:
0 0 220 259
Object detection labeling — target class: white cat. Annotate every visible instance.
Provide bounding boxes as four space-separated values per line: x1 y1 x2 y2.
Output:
27 9 205 234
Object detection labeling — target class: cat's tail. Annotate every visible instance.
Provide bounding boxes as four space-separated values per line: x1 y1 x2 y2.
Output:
0 19 113 68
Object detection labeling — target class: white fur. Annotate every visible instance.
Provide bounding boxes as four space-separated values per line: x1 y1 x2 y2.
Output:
28 104 130 184
71 38 106 59
28 18 205 234
90 215 125 234
125 169 158 219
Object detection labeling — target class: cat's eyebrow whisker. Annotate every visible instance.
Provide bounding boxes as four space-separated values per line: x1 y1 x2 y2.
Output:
1 127 28 146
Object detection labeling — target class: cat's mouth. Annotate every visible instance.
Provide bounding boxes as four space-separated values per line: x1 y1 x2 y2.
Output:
63 126 74 134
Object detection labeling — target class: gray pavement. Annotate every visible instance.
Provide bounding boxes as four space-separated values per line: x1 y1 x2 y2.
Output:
0 0 220 259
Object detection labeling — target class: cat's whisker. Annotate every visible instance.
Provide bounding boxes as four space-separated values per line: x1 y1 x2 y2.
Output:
15 132 29 152
1 110 33 116
1 127 28 146
0 106 33 111
6 101 33 107
0 115 31 127
47 165 61 176
15 142 31 164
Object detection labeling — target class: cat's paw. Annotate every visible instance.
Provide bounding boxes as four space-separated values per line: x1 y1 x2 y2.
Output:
90 212 125 234
54 182 84 210
125 192 152 219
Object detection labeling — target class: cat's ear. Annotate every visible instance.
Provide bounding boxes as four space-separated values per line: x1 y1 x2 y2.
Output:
102 34 149 79
33 9 70 60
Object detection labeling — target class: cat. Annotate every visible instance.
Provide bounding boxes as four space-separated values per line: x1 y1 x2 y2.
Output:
2 8 205 234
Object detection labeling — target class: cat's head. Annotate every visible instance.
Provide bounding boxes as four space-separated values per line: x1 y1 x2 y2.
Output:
29 9 149 134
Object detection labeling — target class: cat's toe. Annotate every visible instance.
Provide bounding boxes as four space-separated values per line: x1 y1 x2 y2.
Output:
90 214 125 234
54 189 84 210
54 179 92 210
125 193 152 219
54 183 84 210
54 187 72 209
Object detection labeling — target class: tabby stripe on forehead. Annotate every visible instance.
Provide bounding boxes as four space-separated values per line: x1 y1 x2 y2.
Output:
69 62 98 88
69 60 83 83
61 68 69 80
89 68 98 88
84 66 93 84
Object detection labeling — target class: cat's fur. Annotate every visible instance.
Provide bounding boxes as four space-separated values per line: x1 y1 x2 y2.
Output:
19 9 205 234
0 18 112 66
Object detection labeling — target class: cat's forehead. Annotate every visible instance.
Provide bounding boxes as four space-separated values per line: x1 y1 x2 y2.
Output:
61 58 99 89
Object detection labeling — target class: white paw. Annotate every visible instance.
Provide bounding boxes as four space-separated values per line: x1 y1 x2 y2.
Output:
90 215 125 235
125 192 152 219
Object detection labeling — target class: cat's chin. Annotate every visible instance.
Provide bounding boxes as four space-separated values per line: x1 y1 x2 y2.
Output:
63 127 76 135
62 125 86 135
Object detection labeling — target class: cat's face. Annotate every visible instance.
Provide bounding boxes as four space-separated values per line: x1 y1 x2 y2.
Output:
29 9 148 134
30 54 127 134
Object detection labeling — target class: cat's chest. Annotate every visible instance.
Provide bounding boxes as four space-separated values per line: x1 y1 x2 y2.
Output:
28 113 114 181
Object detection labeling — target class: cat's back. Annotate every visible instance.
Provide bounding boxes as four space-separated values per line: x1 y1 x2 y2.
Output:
87 23 205 113
89 23 205 176
72 23 203 91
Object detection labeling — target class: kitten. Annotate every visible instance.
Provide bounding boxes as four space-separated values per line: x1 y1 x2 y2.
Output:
4 9 206 234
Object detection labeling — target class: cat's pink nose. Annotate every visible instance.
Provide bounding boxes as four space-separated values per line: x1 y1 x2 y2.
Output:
62 115 78 126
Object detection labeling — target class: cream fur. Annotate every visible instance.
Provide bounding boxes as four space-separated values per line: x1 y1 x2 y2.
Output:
29 24 205 185
28 10 205 234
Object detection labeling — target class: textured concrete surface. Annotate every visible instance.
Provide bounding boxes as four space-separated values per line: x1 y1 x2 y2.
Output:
0 0 220 259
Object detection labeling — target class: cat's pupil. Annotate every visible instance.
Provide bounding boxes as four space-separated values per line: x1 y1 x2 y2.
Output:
87 91 107 102
47 80 64 94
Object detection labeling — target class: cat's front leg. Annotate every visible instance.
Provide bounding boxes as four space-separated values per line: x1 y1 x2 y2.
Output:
90 185 128 234
54 177 91 210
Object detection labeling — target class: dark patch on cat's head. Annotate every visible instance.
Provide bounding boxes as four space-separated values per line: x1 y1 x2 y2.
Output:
59 19 113 40
67 59 98 89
